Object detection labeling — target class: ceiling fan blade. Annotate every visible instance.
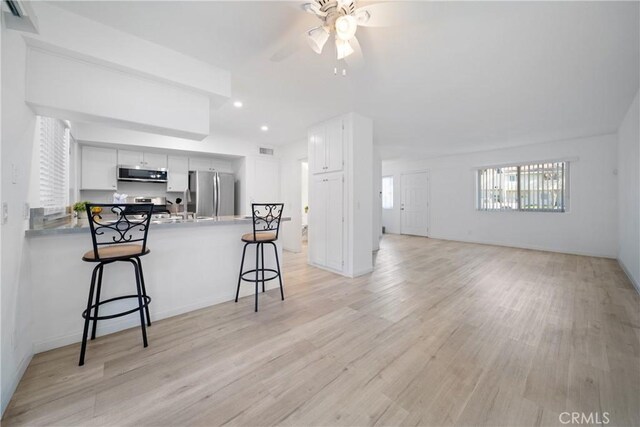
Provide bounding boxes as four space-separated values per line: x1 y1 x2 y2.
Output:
344 35 364 69
269 32 307 62
353 2 420 27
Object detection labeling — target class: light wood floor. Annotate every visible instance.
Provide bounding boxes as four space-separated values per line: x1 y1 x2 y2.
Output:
4 235 639 426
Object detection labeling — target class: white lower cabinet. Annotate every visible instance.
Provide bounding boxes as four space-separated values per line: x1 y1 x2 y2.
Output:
310 173 343 272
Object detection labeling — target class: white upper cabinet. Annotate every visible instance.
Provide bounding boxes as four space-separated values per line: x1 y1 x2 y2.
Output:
325 118 344 173
309 118 343 174
188 157 214 171
167 155 189 192
81 146 118 190
118 150 144 166
188 156 233 173
143 152 168 169
309 124 326 174
118 149 167 169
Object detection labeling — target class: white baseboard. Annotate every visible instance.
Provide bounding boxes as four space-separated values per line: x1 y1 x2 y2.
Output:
618 258 640 295
351 267 374 277
423 234 617 259
307 261 374 279
1 352 33 416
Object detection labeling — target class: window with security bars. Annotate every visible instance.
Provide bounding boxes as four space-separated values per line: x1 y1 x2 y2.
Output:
38 116 70 215
477 162 568 212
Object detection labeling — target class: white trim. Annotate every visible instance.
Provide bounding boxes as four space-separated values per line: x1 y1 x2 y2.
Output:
618 258 640 295
1 353 33 416
426 234 616 259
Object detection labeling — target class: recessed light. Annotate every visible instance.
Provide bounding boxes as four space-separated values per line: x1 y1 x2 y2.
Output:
233 101 243 108
260 125 269 132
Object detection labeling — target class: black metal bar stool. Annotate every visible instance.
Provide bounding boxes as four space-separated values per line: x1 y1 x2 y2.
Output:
79 203 154 366
235 203 285 312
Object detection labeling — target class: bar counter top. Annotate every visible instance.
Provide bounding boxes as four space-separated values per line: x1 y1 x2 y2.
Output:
26 215 291 237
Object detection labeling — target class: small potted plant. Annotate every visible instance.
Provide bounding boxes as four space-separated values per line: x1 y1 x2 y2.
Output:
73 201 89 225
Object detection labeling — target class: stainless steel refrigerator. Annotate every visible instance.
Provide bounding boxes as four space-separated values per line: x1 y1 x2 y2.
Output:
188 171 235 217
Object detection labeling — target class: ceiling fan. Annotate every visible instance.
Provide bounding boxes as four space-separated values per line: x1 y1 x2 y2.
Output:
271 0 413 66
303 0 368 61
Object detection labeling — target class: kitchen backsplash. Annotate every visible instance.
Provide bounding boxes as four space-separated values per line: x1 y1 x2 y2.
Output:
80 181 186 204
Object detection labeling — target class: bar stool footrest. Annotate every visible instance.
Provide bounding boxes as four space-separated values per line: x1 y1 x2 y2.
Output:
82 295 151 321
240 268 280 283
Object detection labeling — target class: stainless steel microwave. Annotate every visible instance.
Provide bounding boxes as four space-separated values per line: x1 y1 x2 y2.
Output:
117 165 168 183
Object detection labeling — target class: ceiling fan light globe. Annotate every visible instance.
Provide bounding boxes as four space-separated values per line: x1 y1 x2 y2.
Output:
335 15 358 41
307 26 330 54
335 38 354 60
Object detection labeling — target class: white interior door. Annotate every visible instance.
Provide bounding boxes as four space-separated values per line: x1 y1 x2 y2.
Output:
401 171 429 237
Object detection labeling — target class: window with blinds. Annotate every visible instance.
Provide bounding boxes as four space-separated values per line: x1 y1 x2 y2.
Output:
38 116 70 215
477 161 568 212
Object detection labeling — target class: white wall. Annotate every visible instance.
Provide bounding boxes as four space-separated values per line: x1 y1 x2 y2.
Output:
347 113 374 275
26 46 210 140
383 134 619 258
25 3 230 103
617 91 640 290
19 3 231 141
1 19 36 415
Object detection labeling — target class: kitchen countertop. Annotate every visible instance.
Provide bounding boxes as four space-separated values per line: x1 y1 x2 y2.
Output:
25 215 291 237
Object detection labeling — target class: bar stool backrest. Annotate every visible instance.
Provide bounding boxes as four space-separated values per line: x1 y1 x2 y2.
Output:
85 203 154 260
251 203 284 241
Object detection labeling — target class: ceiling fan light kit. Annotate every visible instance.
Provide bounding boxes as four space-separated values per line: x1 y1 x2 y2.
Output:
335 38 354 60
335 14 357 41
302 0 362 60
307 26 330 54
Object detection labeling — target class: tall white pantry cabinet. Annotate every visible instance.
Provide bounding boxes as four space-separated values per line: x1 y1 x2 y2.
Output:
308 113 373 278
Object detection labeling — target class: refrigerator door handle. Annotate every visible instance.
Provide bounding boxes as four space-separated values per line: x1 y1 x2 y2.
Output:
215 172 220 217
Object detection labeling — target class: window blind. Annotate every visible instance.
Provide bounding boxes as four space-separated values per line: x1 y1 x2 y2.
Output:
478 161 568 212
38 116 70 215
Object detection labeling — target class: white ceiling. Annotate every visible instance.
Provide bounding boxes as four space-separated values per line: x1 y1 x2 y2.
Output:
53 1 639 159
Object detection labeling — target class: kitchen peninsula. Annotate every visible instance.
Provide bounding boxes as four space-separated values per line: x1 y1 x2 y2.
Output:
26 215 290 353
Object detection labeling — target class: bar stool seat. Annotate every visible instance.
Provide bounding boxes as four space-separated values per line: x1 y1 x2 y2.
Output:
241 232 276 243
82 244 150 261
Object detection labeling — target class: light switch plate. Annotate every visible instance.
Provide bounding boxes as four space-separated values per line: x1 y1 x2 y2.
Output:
24 203 30 220
2 202 8 225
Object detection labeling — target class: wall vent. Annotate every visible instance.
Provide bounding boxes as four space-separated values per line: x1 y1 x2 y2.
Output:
5 0 23 17
3 0 39 33
259 147 274 156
